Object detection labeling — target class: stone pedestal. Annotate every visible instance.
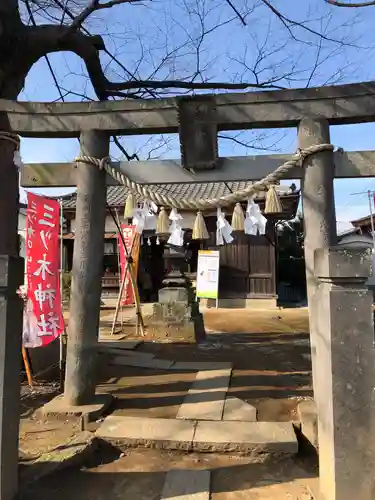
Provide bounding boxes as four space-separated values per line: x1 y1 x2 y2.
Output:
149 271 205 343
314 246 375 500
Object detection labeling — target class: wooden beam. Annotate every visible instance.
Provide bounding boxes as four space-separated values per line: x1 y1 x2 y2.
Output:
5 80 375 138
21 150 375 187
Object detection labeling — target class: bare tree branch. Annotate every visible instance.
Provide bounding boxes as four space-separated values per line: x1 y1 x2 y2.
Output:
24 23 285 100
260 0 359 46
112 136 140 161
100 79 285 92
224 0 247 26
4 0 369 118
49 0 159 98
68 0 147 33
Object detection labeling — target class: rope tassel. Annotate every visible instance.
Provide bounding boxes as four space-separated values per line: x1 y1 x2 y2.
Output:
156 206 170 234
231 202 245 231
265 185 282 214
124 193 135 219
193 211 209 240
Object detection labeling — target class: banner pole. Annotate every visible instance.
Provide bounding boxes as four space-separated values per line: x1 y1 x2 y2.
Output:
107 204 144 336
22 345 33 387
115 209 124 330
59 198 66 391
111 236 136 335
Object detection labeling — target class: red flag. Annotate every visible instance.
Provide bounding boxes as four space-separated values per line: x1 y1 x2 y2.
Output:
25 193 64 347
118 225 137 306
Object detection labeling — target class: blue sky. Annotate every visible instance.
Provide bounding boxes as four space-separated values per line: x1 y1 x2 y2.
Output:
19 0 375 232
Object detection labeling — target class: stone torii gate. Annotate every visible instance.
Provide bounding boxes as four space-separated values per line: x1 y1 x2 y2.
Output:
2 81 375 500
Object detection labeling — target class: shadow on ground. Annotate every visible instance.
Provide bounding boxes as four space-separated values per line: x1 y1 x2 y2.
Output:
96 329 313 421
20 444 318 500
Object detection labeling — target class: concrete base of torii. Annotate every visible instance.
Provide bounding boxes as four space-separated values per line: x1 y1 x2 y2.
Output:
39 393 112 427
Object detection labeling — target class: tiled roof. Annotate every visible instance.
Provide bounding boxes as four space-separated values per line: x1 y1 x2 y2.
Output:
351 214 373 227
62 183 298 209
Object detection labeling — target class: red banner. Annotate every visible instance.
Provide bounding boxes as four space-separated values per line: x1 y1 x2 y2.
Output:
25 193 64 347
118 225 137 306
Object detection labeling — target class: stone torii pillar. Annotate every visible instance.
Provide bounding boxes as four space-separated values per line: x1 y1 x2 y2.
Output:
0 113 24 500
314 246 375 500
63 130 109 408
298 118 337 397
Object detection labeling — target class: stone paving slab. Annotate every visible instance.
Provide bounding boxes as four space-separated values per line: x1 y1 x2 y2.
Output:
177 369 232 421
160 469 210 500
20 431 98 484
192 421 298 454
96 416 196 450
111 356 175 370
98 346 155 360
170 361 232 371
222 396 257 422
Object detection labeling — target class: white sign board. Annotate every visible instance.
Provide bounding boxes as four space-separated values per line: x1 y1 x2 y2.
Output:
196 250 220 299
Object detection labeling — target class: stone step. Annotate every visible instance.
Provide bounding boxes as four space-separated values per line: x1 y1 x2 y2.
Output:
160 469 210 500
98 334 128 343
110 356 175 370
192 420 298 454
95 415 298 454
222 396 257 422
98 339 142 349
177 369 232 421
98 346 155 360
96 416 194 450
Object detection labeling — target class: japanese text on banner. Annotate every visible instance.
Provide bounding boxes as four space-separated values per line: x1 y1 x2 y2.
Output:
25 193 64 347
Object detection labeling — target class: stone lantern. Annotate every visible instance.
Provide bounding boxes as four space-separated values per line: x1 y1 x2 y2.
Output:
149 243 205 343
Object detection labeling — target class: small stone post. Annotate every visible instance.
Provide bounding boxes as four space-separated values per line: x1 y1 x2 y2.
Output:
64 130 108 406
298 118 337 396
314 246 375 500
0 113 24 500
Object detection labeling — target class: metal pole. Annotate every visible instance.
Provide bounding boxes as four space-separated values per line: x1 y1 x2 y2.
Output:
59 198 66 392
368 191 375 249
114 209 124 331
367 190 375 282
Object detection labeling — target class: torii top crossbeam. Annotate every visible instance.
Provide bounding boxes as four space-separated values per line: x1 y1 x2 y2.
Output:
2 80 375 138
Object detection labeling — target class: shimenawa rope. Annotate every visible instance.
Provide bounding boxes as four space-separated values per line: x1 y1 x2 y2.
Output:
0 131 21 149
75 143 334 210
